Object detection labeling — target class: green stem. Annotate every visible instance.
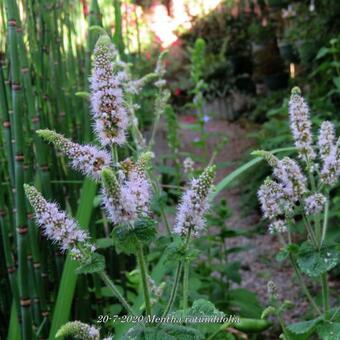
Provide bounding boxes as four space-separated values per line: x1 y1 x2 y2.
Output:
98 271 135 315
322 273 330 320
182 260 190 309
321 196 329 245
161 262 183 317
135 241 152 316
289 254 321 315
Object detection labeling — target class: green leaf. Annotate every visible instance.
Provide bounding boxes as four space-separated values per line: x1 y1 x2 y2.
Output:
96 237 113 249
317 321 340 339
228 289 263 318
223 262 241 284
121 324 204 339
276 248 289 262
112 218 156 254
297 241 340 277
316 47 329 59
333 77 340 90
287 319 320 335
76 253 105 274
171 299 225 334
276 244 299 262
48 179 97 339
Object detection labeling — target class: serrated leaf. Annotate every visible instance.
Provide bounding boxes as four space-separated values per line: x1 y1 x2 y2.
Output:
121 324 204 339
317 321 340 339
297 242 340 277
76 253 105 274
112 218 157 254
287 319 320 335
171 299 224 334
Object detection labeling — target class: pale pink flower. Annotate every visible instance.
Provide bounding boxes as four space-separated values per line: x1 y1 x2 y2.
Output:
24 185 94 257
37 129 111 181
174 166 215 236
289 88 315 162
90 35 129 146
304 193 326 215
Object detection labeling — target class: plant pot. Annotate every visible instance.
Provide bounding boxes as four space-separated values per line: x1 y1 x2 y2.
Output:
278 40 300 63
264 72 289 91
295 39 318 65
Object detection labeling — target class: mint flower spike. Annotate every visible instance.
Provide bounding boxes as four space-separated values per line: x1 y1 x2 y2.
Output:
288 87 316 162
320 137 340 186
24 185 95 258
174 165 216 237
90 34 129 146
37 129 111 181
304 193 327 215
101 162 152 225
318 121 336 159
257 178 293 220
56 321 100 340
273 157 307 202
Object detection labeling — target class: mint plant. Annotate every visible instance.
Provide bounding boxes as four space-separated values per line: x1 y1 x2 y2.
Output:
255 87 340 339
23 33 228 339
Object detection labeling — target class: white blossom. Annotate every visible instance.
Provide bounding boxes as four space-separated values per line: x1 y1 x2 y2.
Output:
101 159 152 225
288 87 315 162
56 321 100 340
257 179 293 219
273 157 307 202
318 121 336 159
269 220 287 234
90 35 129 146
304 193 326 215
24 185 94 257
37 129 111 181
174 166 215 236
183 157 194 174
320 140 340 186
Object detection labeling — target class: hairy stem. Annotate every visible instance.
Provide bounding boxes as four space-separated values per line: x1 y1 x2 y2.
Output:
136 241 152 316
98 271 135 315
321 273 330 320
289 254 321 315
161 262 183 317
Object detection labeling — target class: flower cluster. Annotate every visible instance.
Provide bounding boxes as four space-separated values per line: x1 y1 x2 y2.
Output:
288 87 315 162
101 155 152 225
318 121 336 159
257 178 293 220
304 193 327 215
56 321 100 340
90 35 128 146
37 129 111 181
256 152 307 234
24 185 95 257
257 87 340 236
174 166 215 236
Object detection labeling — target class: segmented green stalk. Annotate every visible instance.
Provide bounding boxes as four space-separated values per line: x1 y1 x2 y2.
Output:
5 0 33 337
